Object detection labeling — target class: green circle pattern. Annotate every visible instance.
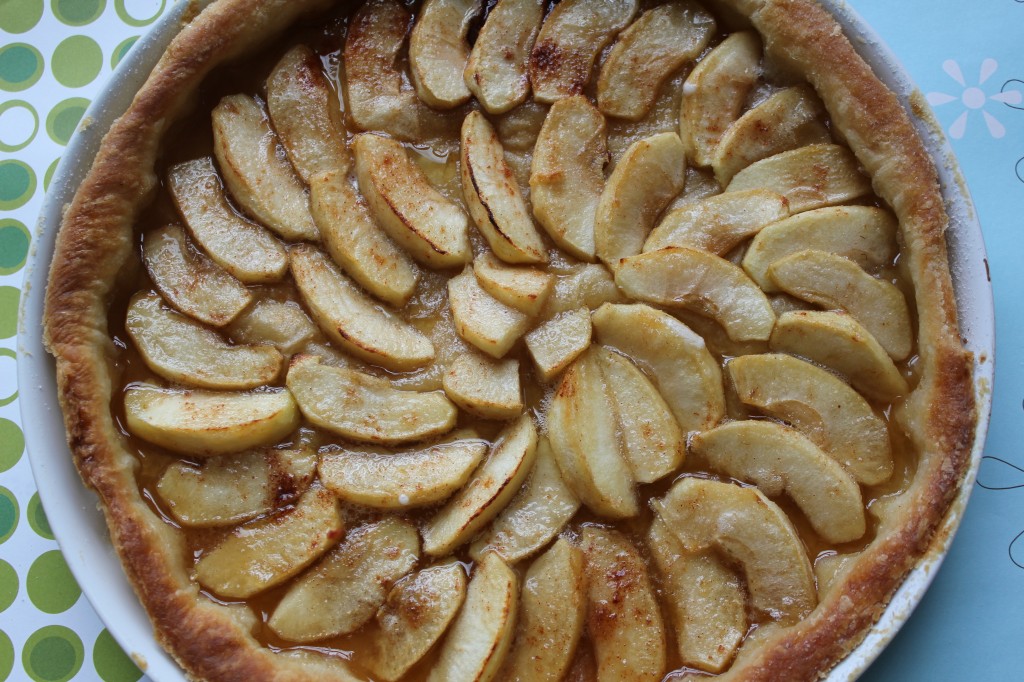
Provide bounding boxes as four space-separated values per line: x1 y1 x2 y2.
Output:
0 220 32 276
27 494 53 540
0 488 19 545
110 37 139 69
0 349 17 407
23 626 84 682
0 561 17 614
0 629 13 681
0 420 24 473
0 161 37 210
50 0 106 26
115 0 165 27
0 43 44 92
51 36 104 88
27 551 81 614
93 631 142 682
46 98 90 146
0 290 20 340
0 0 45 33
0 100 39 152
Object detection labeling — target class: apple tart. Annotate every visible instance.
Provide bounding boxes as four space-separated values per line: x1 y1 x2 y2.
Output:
44 0 977 680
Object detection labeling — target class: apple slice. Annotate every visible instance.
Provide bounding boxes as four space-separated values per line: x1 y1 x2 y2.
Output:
448 269 531 358
595 132 687 265
211 94 318 242
591 303 724 433
464 0 544 114
616 248 777 342
286 355 457 445
194 486 342 599
727 353 893 485
725 143 872 213
366 563 468 681
266 44 350 182
470 438 580 563
500 538 586 680
443 352 523 420
693 420 866 543
768 249 913 361
647 517 746 673
142 224 251 327
290 245 433 371
580 527 667 682
227 300 317 356
269 518 419 642
473 251 553 316
524 307 592 382
770 310 910 401
167 158 287 283
679 31 761 167
654 477 817 624
542 262 625 315
127 292 283 390
597 2 715 121
124 385 299 456
461 111 547 264
354 133 471 268
318 436 487 509
409 0 481 109
529 0 638 103
423 414 538 556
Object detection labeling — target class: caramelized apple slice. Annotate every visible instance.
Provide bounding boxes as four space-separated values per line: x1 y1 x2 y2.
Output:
591 303 724 433
647 517 746 673
366 563 468 681
443 352 523 420
473 251 553 315
644 188 788 255
693 421 866 543
124 385 299 456
525 307 592 382
595 132 687 265
142 225 251 327
597 2 715 120
465 0 544 114
771 310 910 401
728 353 893 485
768 249 913 360
167 158 287 283
409 0 480 109
726 143 871 213
211 94 318 241
423 415 538 556
543 262 625 314
580 527 667 682
616 248 776 342
227 300 317 356
448 269 531 358
266 44 350 182
194 486 342 599
654 477 817 624
470 438 580 563
287 355 457 445
354 133 471 268
501 538 586 680
529 0 638 103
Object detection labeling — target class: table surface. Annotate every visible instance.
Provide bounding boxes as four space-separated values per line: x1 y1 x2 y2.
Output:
1 1 1022 680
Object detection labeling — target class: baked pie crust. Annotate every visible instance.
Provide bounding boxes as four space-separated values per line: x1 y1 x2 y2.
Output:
43 0 977 680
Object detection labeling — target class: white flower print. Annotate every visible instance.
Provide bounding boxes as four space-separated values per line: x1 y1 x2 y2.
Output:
926 59 1022 139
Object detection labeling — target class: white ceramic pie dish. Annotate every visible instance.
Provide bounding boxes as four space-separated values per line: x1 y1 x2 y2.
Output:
17 2 994 681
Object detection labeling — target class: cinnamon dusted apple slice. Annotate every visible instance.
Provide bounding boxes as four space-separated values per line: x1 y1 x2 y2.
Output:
448 269 531 359
211 94 318 242
464 0 544 114
287 355 457 445
644 189 789 255
728 353 893 485
473 252 553 315
529 0 638 103
354 133 471 268
726 143 872 213
524 307 592 382
543 262 625 314
266 44 350 182
679 31 761 167
269 518 419 642
693 421 866 543
409 0 481 109
127 293 283 390
530 96 607 260
770 310 910 401
768 249 913 361
423 414 538 556
443 352 523 420
597 2 715 121
427 553 518 682
124 385 299 456
741 205 899 291
142 225 251 327
366 563 468 682
592 303 724 433
291 245 433 371
318 436 487 509
461 112 547 264
167 158 287 283
711 85 830 185
653 477 817 624
580 527 667 682
470 438 580 563
616 248 777 342
194 486 342 599
227 300 317 356
500 538 586 681
595 132 687 265
647 517 746 674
